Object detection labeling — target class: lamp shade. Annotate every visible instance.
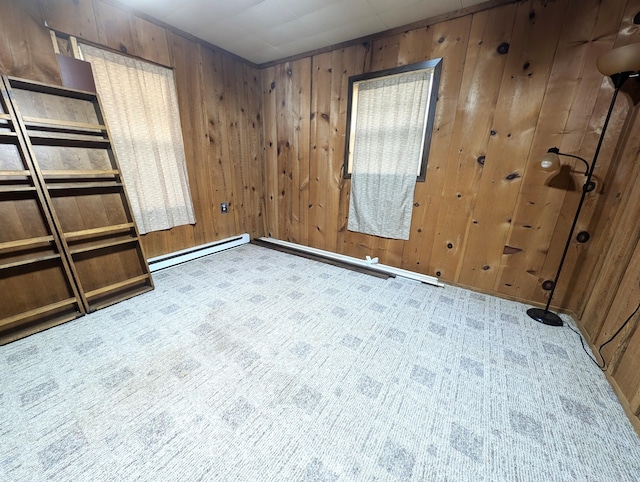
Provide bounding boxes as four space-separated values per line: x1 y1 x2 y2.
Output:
536 151 561 172
596 42 640 76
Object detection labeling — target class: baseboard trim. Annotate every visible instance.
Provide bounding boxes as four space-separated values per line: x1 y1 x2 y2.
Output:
256 237 443 287
147 234 250 272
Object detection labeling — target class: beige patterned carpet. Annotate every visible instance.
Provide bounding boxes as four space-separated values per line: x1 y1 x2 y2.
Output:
1 244 639 481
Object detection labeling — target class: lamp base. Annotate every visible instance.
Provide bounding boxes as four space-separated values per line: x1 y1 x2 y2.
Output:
527 308 563 327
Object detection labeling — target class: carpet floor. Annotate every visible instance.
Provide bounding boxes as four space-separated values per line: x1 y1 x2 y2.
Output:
1 244 639 481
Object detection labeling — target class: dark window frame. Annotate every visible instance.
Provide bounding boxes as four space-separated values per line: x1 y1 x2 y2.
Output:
343 58 443 182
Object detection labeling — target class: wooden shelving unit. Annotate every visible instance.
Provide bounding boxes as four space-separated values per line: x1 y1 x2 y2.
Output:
0 76 153 344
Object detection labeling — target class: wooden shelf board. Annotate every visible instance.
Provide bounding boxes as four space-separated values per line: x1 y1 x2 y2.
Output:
0 297 78 328
42 169 118 178
85 274 151 299
89 284 153 312
46 182 123 190
0 253 60 270
0 113 10 120
65 223 135 241
70 237 137 255
0 235 54 253
22 116 106 132
0 185 37 193
0 313 80 345
0 170 30 177
7 77 98 100
28 135 110 148
0 132 18 141
0 307 82 345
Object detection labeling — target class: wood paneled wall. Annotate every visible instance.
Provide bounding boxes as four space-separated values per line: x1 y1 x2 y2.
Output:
261 0 640 431
0 0 265 258
260 0 637 309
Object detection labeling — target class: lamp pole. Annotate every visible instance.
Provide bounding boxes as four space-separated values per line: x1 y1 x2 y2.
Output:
527 76 627 326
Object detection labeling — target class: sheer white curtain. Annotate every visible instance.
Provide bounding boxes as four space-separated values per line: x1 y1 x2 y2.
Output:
81 44 195 234
347 71 431 240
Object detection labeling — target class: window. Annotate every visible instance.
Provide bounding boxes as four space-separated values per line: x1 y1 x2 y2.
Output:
345 59 442 240
343 58 442 182
79 44 196 235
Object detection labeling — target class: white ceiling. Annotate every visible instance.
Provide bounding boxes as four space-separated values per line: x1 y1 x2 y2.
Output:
117 0 487 64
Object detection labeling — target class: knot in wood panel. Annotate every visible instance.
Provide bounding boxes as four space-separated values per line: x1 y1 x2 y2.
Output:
503 246 522 255
497 42 510 55
576 231 590 243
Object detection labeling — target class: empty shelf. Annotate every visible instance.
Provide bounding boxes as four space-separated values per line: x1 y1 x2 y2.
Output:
0 253 61 270
85 274 151 299
65 223 135 241
0 236 54 253
69 237 138 255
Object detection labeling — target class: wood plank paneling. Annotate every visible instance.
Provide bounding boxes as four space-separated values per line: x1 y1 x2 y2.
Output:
534 0 637 310
401 18 471 273
458 0 568 290
130 16 172 67
39 0 100 42
579 107 640 339
93 0 136 55
597 235 640 402
0 0 61 84
275 62 293 242
260 0 637 307
202 49 236 240
567 0 640 333
335 47 365 254
309 52 332 250
242 63 265 239
495 0 621 304
325 48 348 254
430 4 517 281
262 66 279 238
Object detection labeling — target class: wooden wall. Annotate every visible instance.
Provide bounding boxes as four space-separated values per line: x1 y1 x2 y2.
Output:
260 0 637 309
261 0 640 431
0 0 265 258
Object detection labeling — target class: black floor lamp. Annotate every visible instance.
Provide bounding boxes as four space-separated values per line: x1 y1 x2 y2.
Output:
527 42 640 327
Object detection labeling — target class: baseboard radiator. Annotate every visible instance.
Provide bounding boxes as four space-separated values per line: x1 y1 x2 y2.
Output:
147 234 250 272
256 237 443 287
